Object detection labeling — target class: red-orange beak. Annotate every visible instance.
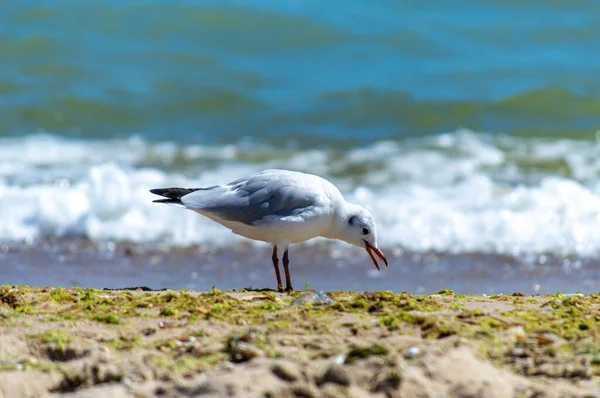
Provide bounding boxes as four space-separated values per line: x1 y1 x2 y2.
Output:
363 240 388 271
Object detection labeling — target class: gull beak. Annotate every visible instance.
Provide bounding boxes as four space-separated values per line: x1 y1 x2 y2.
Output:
363 240 388 271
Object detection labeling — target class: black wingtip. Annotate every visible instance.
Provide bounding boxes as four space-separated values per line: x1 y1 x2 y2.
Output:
152 198 179 204
149 187 199 201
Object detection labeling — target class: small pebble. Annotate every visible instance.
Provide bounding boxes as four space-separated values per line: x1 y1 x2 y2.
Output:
290 291 334 306
141 327 156 336
271 363 299 382
536 333 561 346
508 326 526 341
175 336 197 347
403 346 420 359
511 347 527 358
229 342 263 363
318 363 350 386
334 353 346 365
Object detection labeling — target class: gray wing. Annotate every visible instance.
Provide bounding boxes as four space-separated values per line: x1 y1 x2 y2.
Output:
180 171 319 225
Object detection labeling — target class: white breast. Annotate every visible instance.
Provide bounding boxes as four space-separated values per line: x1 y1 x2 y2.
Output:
198 205 332 245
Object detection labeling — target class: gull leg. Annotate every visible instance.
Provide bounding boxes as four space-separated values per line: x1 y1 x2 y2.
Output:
283 249 293 292
272 246 283 292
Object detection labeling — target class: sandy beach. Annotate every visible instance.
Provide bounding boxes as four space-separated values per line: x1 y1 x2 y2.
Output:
2 1 600 397
1 285 599 397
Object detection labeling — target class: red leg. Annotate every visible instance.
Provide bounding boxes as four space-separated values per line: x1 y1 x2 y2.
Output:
283 249 293 292
272 246 283 292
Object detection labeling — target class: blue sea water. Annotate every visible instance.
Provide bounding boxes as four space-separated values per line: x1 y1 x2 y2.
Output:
1 0 600 258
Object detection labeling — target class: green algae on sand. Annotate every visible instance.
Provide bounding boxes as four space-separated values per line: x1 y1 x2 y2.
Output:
0 285 599 396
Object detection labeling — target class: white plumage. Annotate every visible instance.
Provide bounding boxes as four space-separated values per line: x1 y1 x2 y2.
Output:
151 169 388 292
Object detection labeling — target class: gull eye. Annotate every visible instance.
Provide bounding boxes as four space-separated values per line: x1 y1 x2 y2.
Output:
362 227 369 235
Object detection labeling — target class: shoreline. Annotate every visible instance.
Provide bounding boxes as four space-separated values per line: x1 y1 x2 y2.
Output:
1 239 599 294
0 286 599 397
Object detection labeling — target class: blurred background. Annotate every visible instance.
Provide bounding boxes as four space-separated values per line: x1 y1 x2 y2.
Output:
1 1 600 293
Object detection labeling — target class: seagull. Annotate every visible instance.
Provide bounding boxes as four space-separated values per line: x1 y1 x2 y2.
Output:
150 169 388 292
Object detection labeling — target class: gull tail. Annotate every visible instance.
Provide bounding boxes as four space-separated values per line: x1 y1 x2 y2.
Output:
150 188 200 205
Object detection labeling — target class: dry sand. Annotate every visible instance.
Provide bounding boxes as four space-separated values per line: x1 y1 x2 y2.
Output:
1 286 599 397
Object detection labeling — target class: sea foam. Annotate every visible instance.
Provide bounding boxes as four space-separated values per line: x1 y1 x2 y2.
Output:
1 131 600 257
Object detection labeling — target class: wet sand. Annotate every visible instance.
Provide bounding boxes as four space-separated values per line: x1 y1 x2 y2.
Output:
1 239 600 294
0 287 599 397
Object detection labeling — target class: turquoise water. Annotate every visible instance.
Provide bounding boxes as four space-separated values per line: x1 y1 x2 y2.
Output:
2 1 600 258
2 1 600 144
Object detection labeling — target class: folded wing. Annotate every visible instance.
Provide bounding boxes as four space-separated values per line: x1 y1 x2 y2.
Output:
180 171 319 225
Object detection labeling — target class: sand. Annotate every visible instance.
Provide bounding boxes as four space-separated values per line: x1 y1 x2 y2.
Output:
1 286 599 398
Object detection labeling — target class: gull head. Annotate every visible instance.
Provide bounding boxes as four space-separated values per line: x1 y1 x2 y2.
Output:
335 203 388 271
